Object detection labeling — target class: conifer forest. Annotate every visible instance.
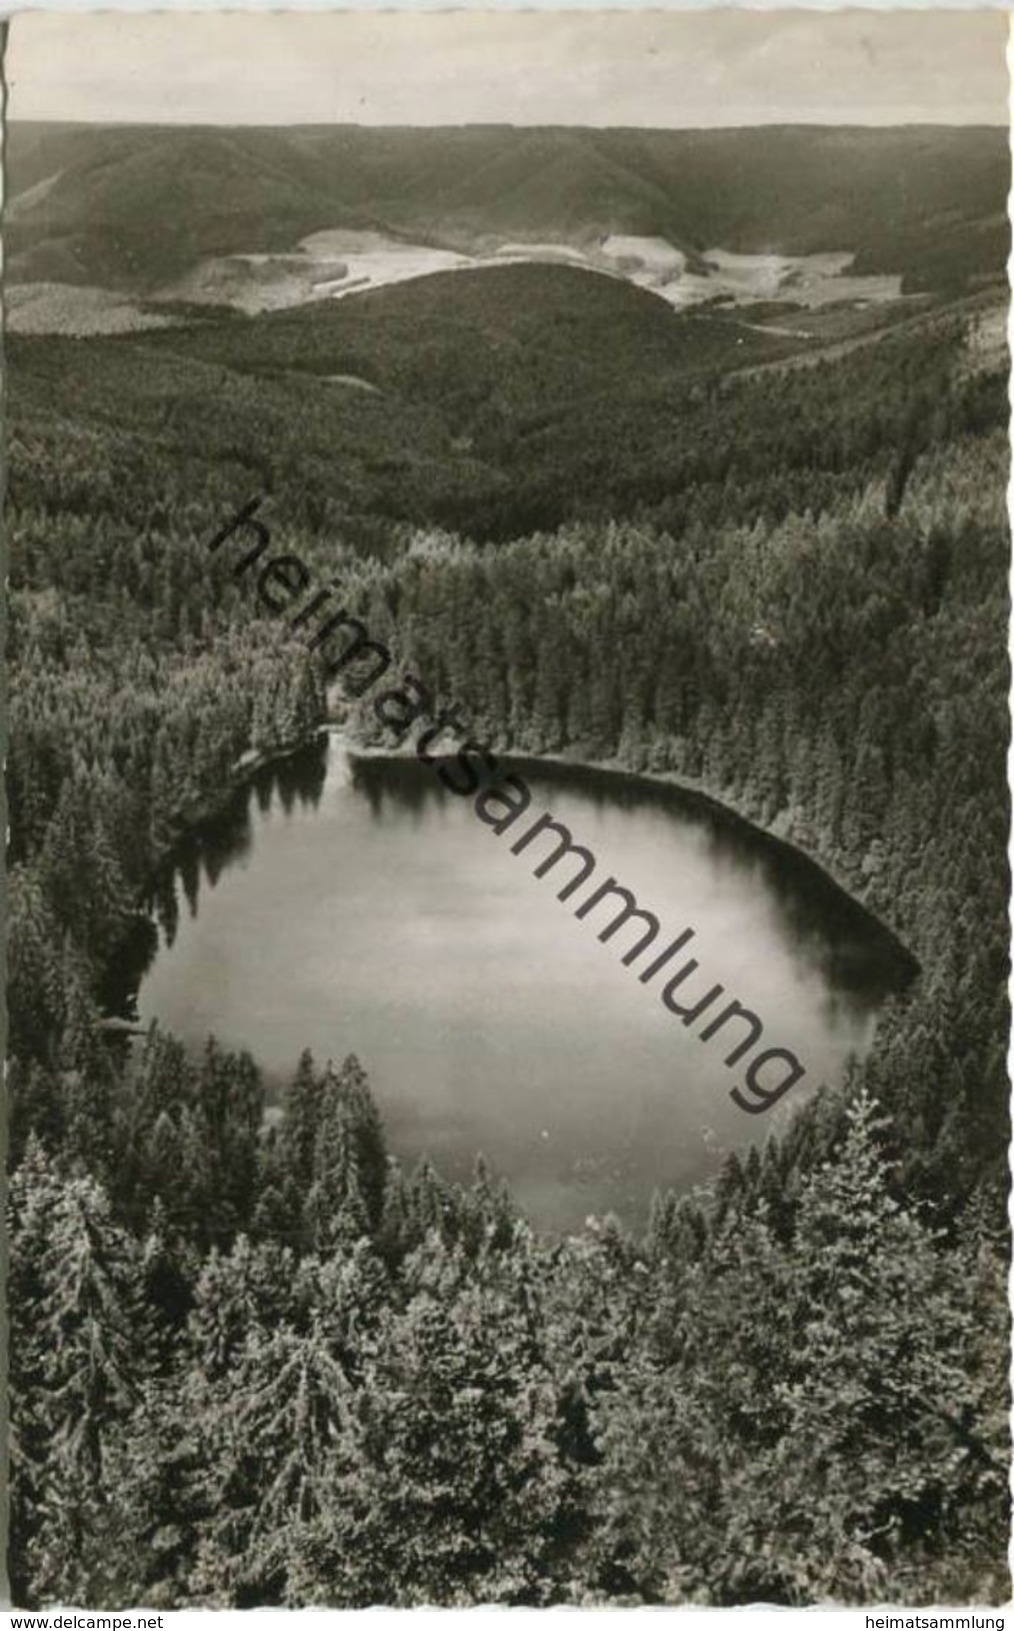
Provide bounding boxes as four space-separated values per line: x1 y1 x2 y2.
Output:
5 67 1012 1609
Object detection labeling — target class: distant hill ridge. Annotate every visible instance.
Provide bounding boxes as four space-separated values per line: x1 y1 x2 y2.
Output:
7 121 1009 292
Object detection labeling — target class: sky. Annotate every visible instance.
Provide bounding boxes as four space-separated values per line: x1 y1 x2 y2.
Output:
7 8 1010 128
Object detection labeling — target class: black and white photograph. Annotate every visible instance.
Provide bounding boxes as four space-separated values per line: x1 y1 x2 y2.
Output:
4 6 1011 1609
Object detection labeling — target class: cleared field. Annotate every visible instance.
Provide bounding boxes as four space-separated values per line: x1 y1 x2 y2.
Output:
149 230 912 326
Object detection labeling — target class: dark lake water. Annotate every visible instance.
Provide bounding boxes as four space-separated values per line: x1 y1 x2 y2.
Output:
124 733 914 1232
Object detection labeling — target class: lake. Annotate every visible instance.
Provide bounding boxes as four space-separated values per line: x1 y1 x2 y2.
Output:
123 733 914 1232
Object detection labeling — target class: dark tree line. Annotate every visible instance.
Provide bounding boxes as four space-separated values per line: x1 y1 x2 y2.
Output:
343 382 1009 1205
11 1044 1008 1607
7 299 1010 1605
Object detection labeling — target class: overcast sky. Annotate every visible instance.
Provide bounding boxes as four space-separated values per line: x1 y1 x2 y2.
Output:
7 9 1009 128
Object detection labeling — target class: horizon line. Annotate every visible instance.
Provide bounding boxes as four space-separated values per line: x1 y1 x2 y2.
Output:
9 116 1009 131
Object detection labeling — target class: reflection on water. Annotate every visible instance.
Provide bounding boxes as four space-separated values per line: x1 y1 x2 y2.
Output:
158 744 328 938
116 734 915 1232
350 752 912 1005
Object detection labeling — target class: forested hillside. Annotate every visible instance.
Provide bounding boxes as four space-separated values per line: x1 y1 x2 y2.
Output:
7 254 1010 1604
8 269 1002 543
8 122 1008 291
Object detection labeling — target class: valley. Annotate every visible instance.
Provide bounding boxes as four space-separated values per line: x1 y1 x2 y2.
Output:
4 221 916 334
7 121 1005 336
159 230 911 317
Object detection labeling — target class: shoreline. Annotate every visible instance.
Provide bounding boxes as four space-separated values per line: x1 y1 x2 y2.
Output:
164 727 330 841
109 716 918 1028
104 728 332 1016
339 725 919 974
